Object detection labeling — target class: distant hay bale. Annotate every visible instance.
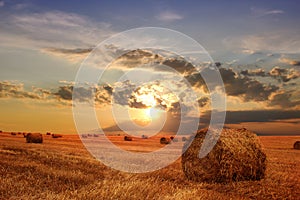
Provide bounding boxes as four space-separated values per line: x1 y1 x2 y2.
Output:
52 134 63 138
0 130 2 133
170 136 178 142
294 141 300 150
11 132 16 136
26 133 43 143
160 137 171 144
124 136 133 141
182 128 266 183
93 134 99 137
81 134 88 138
46 132 51 135
141 135 148 139
182 136 188 141
87 134 92 137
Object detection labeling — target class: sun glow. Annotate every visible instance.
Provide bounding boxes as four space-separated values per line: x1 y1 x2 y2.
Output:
145 107 163 120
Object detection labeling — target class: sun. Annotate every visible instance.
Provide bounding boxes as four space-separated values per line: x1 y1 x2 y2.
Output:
145 107 162 119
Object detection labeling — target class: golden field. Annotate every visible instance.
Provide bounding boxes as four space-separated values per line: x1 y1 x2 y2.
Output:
0 132 299 200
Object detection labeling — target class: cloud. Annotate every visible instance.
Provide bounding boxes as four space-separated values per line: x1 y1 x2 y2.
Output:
269 66 300 82
223 32 300 54
201 110 300 124
156 10 183 22
0 1 4 7
268 91 300 108
0 11 114 52
42 47 93 63
251 7 284 17
0 81 49 99
241 69 267 77
240 66 300 82
280 57 300 66
198 96 210 108
220 68 278 101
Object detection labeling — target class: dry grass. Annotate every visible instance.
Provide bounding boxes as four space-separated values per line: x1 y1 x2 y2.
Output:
0 132 299 199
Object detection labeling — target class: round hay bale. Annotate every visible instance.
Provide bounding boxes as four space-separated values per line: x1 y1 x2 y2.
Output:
46 132 51 135
182 128 266 183
160 137 171 144
170 136 178 142
141 134 148 139
26 133 43 143
182 136 187 142
294 141 300 150
124 136 133 141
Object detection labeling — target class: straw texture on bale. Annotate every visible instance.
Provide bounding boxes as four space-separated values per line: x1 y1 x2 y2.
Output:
294 141 300 150
182 128 266 183
26 133 43 143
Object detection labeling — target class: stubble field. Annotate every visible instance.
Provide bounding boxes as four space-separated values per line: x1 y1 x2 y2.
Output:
0 132 299 200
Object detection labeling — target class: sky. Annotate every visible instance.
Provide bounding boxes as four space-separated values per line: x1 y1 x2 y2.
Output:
0 0 300 135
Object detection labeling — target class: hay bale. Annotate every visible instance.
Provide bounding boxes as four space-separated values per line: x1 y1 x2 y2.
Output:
170 136 178 142
141 134 148 139
11 132 16 136
52 134 62 138
182 136 187 142
294 141 300 150
26 133 43 143
46 132 51 135
124 136 133 141
182 128 266 183
160 137 171 144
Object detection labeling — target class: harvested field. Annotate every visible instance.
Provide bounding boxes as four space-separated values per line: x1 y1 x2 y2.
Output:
0 132 299 199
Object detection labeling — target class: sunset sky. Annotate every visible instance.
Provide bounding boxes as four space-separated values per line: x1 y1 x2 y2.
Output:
0 0 300 135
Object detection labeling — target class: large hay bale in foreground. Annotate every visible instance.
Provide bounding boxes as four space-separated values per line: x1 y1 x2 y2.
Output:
182 128 266 183
26 133 43 143
294 141 300 150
